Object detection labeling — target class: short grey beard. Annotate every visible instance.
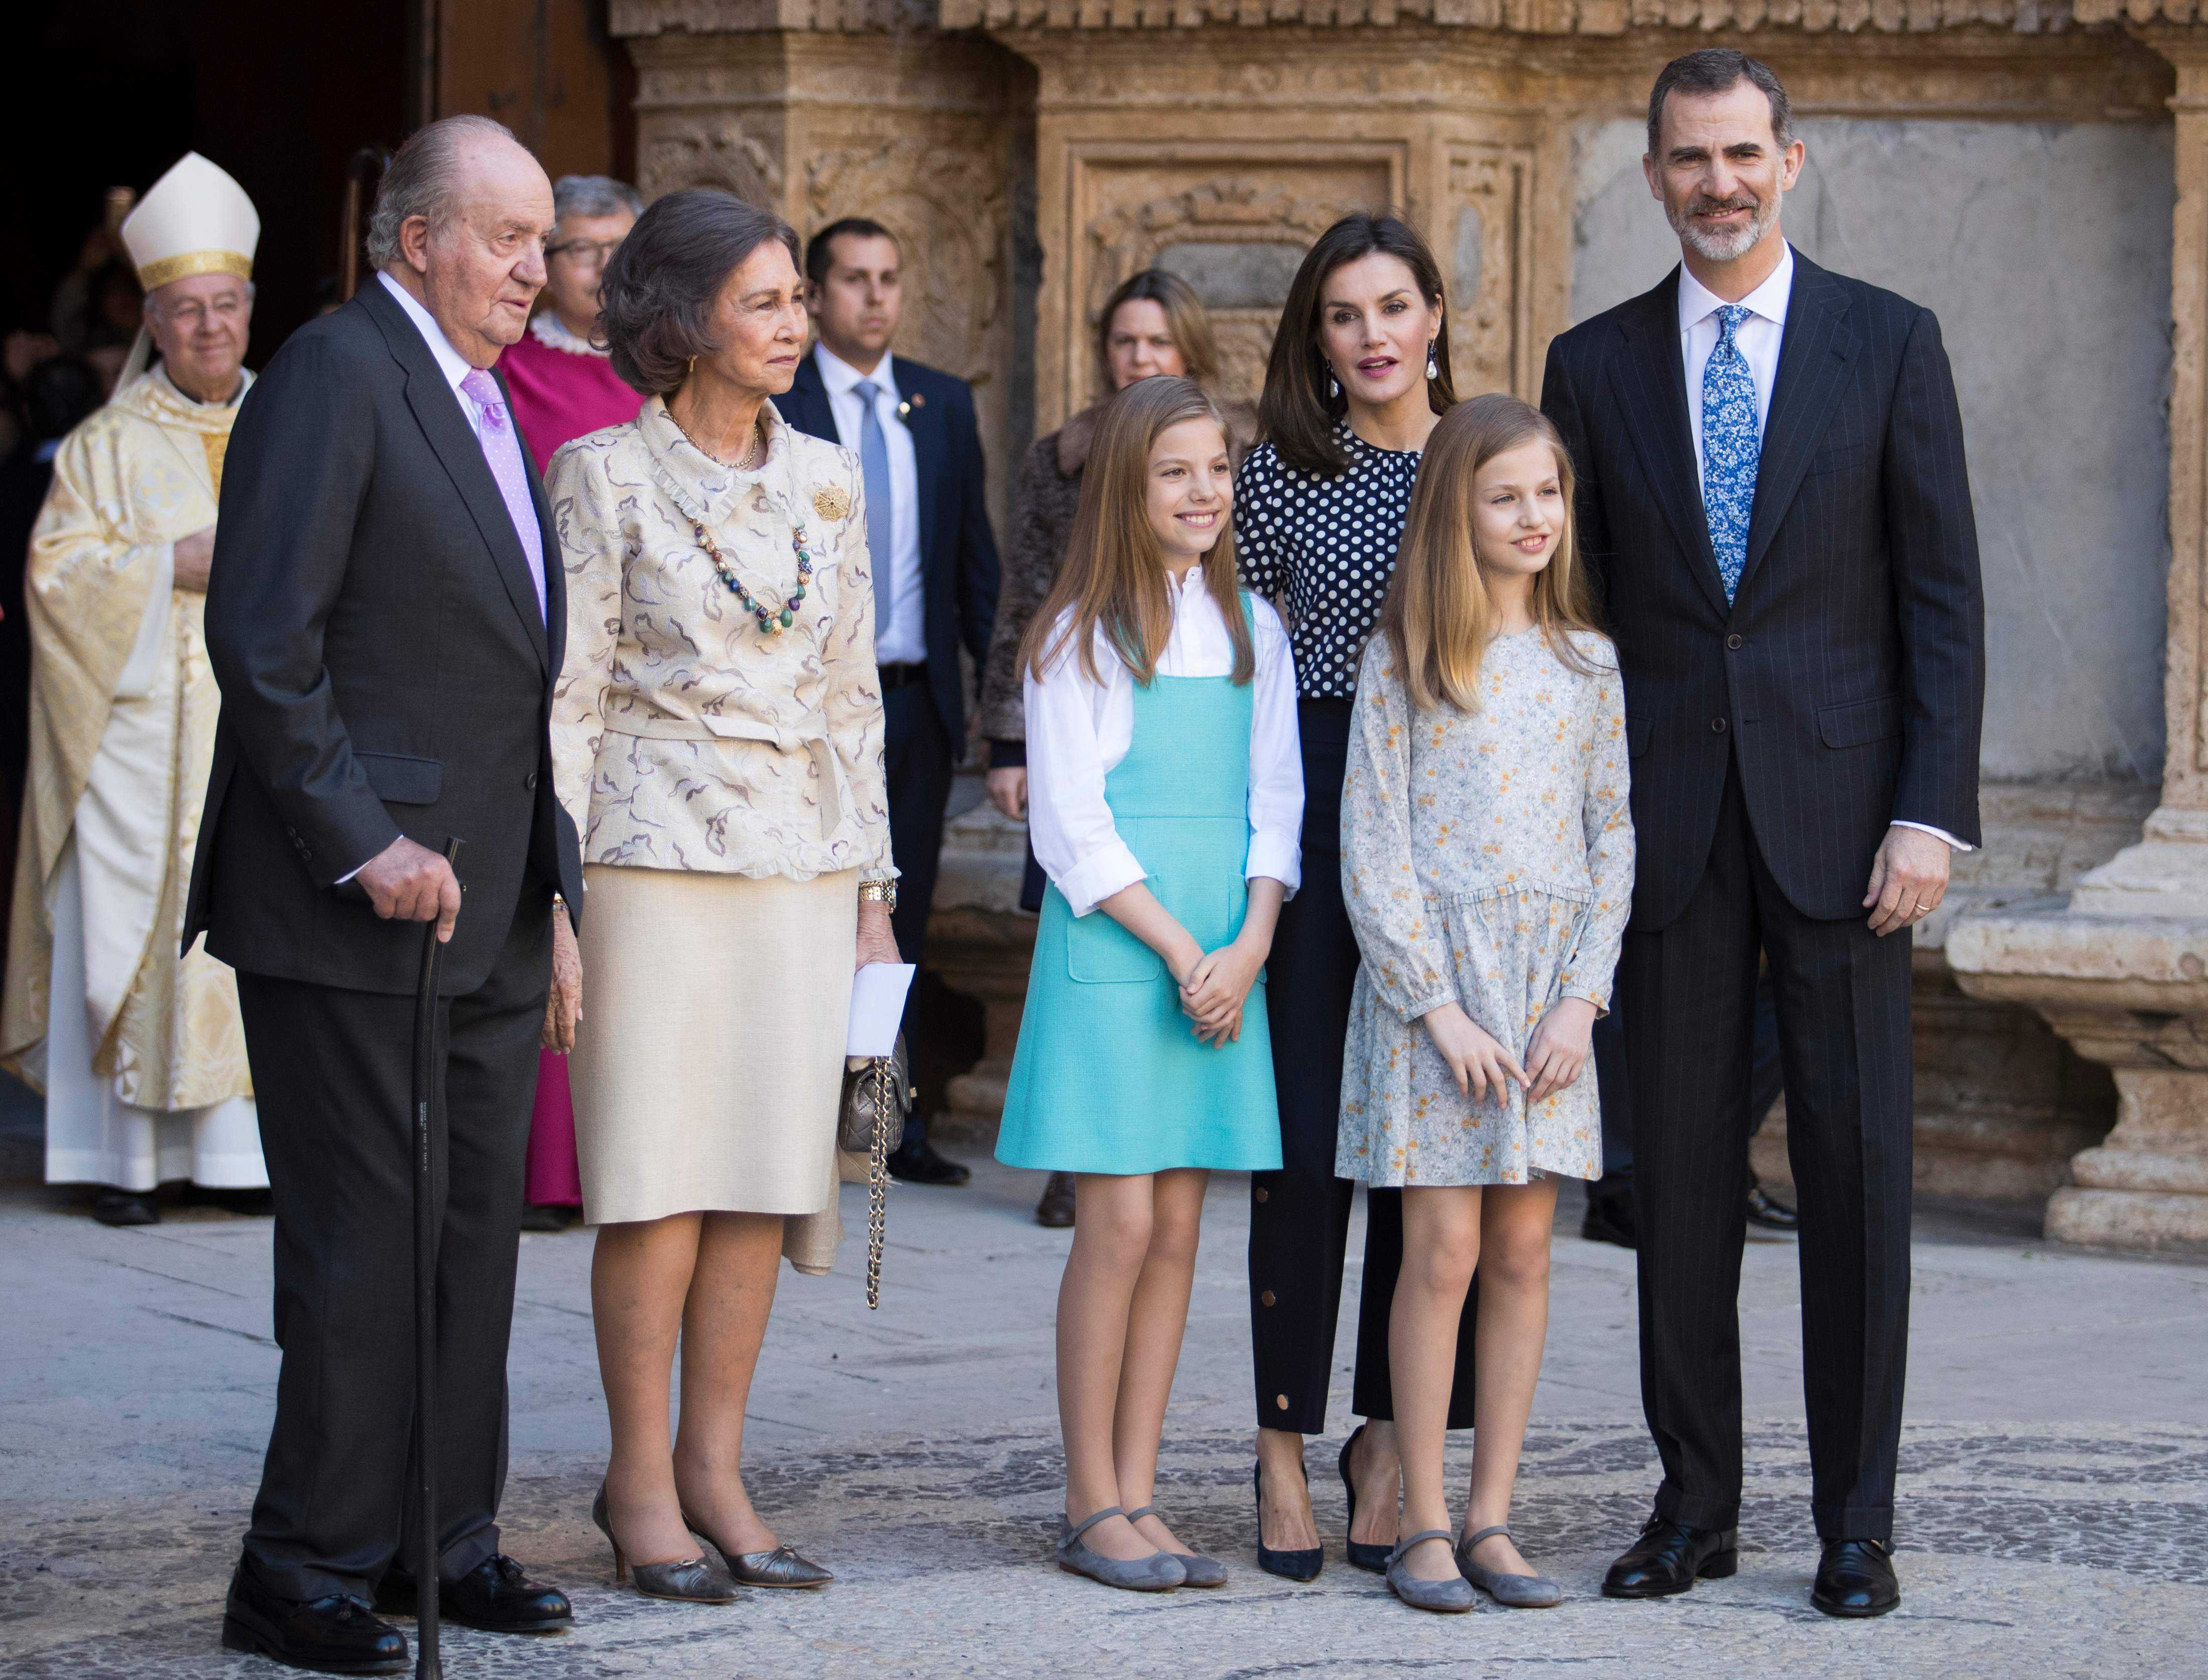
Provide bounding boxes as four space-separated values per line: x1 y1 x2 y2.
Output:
1669 191 1782 264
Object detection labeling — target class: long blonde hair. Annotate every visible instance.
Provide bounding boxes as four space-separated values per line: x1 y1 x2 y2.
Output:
1021 376 1254 688
1379 392 1602 711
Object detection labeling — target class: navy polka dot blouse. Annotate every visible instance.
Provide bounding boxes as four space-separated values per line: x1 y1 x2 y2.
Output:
1234 422 1423 701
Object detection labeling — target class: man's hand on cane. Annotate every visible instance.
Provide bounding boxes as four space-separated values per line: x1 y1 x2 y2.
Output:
357 835 463 942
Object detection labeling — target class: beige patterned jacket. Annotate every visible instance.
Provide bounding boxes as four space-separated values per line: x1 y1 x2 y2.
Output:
546 397 894 882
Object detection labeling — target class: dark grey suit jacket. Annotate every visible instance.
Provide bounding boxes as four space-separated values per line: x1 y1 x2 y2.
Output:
184 278 584 996
1541 249 1985 930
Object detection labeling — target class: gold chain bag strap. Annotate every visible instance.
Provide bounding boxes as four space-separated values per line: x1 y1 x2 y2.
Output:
838 1033 912 1309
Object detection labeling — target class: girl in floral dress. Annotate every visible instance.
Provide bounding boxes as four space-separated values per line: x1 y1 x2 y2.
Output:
1337 393 1632 1613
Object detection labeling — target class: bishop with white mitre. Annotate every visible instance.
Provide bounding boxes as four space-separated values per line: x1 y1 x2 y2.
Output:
1 153 265 1225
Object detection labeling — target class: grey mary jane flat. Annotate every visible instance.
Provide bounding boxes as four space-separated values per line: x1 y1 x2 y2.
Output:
1386 1529 1479 1614
1125 1504 1226 1588
1057 1507 1187 1592
1455 1525 1564 1608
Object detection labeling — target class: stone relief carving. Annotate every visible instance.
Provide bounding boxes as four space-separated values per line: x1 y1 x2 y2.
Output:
1081 178 1370 406
637 115 784 204
1445 144 1535 399
803 133 1009 386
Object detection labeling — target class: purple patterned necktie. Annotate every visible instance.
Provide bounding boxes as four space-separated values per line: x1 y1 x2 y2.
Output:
459 368 546 621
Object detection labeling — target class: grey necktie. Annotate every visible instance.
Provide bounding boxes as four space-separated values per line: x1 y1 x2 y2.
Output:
851 378 895 637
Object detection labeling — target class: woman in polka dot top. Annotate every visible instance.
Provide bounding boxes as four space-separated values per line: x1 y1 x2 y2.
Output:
1237 211 1477 1584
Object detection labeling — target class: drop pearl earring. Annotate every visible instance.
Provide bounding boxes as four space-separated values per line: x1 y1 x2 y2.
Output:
1426 345 1438 381
1328 374 1340 400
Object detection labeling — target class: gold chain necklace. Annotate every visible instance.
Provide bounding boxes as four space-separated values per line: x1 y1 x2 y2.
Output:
668 405 765 471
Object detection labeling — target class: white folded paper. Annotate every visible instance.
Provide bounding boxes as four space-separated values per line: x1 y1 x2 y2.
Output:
845 962 917 1058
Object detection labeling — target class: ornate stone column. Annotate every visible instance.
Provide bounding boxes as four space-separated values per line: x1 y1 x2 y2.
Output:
609 2 1030 525
1949 16 2208 1250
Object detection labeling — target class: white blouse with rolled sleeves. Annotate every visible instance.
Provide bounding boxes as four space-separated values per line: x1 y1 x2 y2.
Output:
1022 569 1304 918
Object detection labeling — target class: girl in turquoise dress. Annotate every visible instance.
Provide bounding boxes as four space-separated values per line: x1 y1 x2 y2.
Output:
997 377 1303 1591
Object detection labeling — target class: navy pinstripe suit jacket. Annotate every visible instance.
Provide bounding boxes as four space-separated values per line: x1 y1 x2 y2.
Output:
1540 249 1985 931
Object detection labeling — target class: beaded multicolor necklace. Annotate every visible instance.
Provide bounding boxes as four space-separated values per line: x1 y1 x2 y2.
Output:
688 507 813 635
664 407 816 637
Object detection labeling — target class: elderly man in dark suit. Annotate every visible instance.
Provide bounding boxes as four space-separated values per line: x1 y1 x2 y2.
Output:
1541 49 1984 1620
189 114 583 1674
780 216 999 1185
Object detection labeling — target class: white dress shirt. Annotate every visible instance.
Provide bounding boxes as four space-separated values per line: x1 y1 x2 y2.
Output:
1675 244 1967 855
813 343 925 665
1024 571 1304 918
378 272 482 432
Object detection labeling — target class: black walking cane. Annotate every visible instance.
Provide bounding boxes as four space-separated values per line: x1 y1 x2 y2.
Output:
412 837 464 1680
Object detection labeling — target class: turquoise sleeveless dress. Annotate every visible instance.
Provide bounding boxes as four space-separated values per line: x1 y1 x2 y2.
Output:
995 622 1286 1176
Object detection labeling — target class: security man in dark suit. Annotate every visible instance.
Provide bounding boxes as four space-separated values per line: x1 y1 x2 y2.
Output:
188 116 581 1673
780 216 999 1185
1542 50 1983 1620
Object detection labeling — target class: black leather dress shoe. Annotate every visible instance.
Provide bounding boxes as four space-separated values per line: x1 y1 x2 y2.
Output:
222 1568 407 1674
1580 1184 1635 1250
1601 1515 1738 1598
375 1554 572 1633
1812 1538 1899 1618
1745 1177 1800 1233
886 1136 970 1185
1035 1171 1076 1228
92 1189 160 1227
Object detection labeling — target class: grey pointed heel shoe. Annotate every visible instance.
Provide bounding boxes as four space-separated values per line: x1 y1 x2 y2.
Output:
1056 1507 1187 1592
1455 1525 1563 1608
590 1485 738 1603
1386 1529 1479 1614
1125 1504 1225 1588
682 1509 833 1589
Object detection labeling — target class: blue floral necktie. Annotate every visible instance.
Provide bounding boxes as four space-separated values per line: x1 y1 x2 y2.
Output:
1701 304 1759 603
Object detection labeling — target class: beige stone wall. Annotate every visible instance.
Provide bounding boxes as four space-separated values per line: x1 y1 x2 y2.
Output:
1008 27 1577 427
610 3 2196 1212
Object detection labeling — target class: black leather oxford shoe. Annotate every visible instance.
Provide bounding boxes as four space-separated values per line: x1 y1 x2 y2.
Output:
1812 1538 1900 1618
1601 1515 1738 1598
1035 1171 1076 1228
375 1553 572 1633
886 1135 970 1185
1580 1181 1636 1249
221 1568 408 1674
1745 1177 1800 1233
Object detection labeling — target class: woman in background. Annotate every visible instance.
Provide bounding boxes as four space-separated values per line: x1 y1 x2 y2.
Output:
978 267 1236 1229
501 172 647 1234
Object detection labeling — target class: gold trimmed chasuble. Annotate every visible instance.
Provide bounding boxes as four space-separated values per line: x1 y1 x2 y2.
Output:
0 367 254 1110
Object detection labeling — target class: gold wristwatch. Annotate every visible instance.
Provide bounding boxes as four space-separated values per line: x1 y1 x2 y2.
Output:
858 879 898 911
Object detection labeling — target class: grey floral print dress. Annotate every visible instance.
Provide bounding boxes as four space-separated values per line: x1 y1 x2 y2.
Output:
1336 627 1633 1186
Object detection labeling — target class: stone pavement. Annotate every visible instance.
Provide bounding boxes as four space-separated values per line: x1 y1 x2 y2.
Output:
6 1134 2207 1679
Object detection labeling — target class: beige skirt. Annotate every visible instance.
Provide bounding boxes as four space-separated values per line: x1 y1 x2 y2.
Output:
571 864 856 1270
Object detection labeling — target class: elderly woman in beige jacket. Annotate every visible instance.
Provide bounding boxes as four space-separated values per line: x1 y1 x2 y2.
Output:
545 190 895 1601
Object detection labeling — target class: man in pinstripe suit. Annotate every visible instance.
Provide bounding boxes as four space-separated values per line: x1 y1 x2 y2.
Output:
1541 49 1984 1619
